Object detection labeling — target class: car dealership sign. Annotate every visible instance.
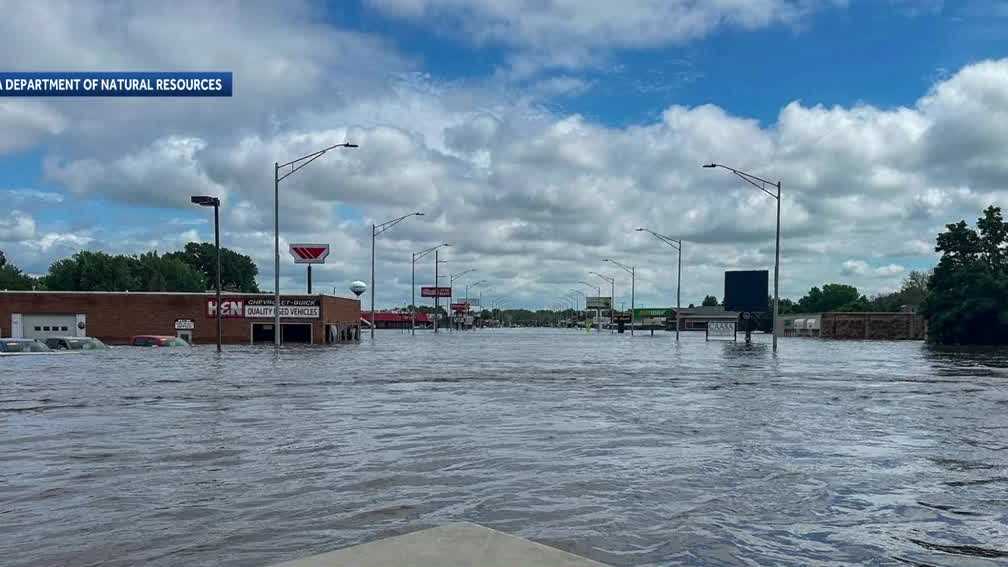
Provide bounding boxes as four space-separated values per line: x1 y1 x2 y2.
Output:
207 297 319 319
420 286 452 298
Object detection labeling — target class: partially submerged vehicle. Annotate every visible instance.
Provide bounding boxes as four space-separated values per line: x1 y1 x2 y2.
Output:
0 338 54 355
130 335 190 347
44 337 109 351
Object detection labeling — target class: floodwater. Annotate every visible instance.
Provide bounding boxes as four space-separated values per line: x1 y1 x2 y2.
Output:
2 329 1007 567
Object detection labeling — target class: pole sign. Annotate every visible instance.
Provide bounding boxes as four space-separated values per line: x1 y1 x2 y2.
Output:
460 297 480 307
586 296 612 309
451 302 469 313
289 243 330 264
174 319 195 330
421 286 452 298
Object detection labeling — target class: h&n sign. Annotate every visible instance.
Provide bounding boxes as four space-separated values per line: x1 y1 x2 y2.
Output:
207 299 244 318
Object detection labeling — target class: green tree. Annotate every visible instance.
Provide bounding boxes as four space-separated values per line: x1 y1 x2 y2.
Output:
44 251 139 291
0 256 36 290
166 242 259 292
795 283 861 312
923 206 1008 345
701 295 718 306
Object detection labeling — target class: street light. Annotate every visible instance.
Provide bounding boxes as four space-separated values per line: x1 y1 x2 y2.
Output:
604 258 636 336
636 228 683 342
191 195 222 352
590 271 615 334
466 280 488 329
411 243 448 335
577 280 602 333
449 269 475 331
371 212 425 339
703 162 781 352
274 141 358 355
433 249 450 333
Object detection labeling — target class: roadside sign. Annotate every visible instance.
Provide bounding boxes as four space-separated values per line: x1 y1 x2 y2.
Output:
421 286 452 298
613 313 632 323
174 319 195 330
586 296 612 309
451 302 469 312
289 243 330 264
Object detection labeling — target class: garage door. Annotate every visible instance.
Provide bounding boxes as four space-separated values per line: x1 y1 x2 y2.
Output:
22 315 78 340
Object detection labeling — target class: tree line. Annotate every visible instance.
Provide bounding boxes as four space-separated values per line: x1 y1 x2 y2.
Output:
0 242 259 293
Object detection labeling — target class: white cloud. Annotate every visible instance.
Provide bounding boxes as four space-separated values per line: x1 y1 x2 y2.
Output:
367 0 847 74
0 210 37 242
3 2 1008 308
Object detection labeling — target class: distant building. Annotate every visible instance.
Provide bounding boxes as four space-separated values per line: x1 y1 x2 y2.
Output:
777 312 925 340
362 311 431 329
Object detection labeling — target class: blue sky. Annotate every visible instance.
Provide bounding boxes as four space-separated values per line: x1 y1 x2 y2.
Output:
1 0 1007 308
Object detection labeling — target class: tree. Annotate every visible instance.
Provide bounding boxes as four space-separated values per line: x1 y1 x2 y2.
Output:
0 256 35 290
165 242 259 292
794 283 861 313
43 250 205 292
701 295 718 307
923 206 1008 345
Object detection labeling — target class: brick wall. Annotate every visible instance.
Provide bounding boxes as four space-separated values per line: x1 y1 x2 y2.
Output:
0 292 360 345
820 312 925 340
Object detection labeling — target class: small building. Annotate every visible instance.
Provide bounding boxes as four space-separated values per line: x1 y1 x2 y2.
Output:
777 311 924 340
0 291 361 345
674 306 741 331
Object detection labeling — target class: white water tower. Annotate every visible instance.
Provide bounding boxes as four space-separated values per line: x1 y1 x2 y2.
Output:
350 281 367 298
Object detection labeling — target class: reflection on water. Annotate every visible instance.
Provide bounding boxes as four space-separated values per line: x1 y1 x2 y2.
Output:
1 329 1006 566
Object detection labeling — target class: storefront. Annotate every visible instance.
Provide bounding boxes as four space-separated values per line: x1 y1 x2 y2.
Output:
0 291 361 345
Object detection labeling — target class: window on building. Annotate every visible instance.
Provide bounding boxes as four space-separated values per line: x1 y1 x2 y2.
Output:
34 326 41 331
43 326 50 331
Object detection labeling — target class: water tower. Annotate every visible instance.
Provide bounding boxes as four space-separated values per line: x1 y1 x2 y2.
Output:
350 281 367 298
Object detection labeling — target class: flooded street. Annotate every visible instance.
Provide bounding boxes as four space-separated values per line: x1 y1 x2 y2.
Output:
2 329 1007 566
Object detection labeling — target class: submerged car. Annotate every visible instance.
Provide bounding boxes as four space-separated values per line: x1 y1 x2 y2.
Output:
130 335 190 347
0 338 53 354
44 337 109 351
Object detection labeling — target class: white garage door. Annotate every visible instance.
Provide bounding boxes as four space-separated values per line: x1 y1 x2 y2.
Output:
22 315 78 340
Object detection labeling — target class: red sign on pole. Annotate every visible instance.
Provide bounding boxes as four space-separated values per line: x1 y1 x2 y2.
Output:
420 286 452 298
451 302 469 312
289 243 330 264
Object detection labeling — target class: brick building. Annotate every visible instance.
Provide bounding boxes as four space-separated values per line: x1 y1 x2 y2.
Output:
0 291 361 345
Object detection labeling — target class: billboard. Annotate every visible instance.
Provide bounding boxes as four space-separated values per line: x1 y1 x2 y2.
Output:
289 243 330 264
724 270 769 313
420 286 452 298
586 296 612 309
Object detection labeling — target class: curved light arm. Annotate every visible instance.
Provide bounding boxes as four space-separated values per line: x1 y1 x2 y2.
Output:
590 271 614 284
450 269 475 283
278 142 358 182
604 258 634 275
636 228 681 250
577 280 601 295
375 212 424 237
568 289 587 297
702 163 779 199
413 242 449 262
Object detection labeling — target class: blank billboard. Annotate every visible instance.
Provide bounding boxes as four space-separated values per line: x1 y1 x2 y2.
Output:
724 270 769 313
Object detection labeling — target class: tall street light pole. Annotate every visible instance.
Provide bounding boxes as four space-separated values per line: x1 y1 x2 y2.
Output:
604 258 636 336
636 228 683 342
578 280 602 333
703 162 781 352
433 250 449 333
466 280 488 330
449 269 475 331
371 212 425 340
274 141 358 356
411 243 448 335
590 271 615 334
191 195 222 352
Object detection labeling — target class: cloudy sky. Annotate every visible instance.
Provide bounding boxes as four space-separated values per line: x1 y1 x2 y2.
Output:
1 0 1006 309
